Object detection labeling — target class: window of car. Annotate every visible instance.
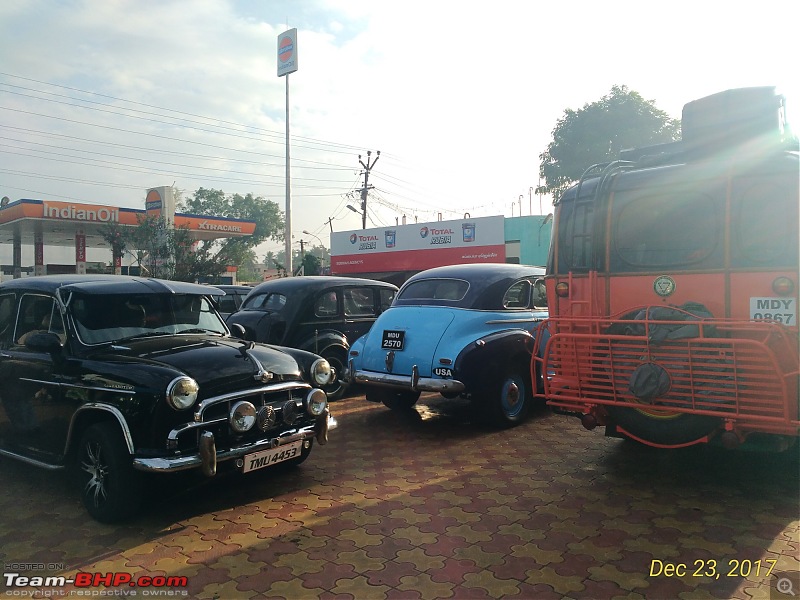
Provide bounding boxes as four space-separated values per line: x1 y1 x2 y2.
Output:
503 280 531 309
14 294 65 345
0 293 14 342
379 288 395 312
343 288 376 317
243 292 287 312
315 291 339 317
399 278 469 302
70 293 225 344
217 294 240 314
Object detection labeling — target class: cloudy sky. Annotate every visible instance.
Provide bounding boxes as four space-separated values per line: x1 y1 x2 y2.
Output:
1 0 797 263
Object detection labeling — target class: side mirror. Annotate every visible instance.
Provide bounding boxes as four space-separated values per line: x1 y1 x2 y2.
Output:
229 323 247 339
25 332 64 353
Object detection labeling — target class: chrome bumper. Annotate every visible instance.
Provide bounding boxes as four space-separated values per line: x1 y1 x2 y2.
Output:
133 412 337 476
351 363 465 395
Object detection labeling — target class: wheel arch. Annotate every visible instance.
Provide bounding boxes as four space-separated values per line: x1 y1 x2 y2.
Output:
455 329 535 396
65 404 134 462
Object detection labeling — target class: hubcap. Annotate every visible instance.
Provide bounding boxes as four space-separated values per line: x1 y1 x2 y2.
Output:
81 442 108 508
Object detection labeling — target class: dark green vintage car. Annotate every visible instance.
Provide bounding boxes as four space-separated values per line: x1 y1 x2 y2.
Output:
0 275 337 522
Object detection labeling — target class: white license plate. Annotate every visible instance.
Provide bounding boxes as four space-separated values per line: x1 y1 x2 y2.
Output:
750 297 796 326
243 440 302 473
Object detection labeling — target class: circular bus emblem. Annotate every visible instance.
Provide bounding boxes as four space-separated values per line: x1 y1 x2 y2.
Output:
419 227 429 238
653 275 676 297
349 233 357 244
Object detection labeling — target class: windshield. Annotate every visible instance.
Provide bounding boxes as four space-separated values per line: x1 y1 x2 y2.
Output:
70 293 227 344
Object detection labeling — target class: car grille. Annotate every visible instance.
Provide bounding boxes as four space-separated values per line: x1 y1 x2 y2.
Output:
171 382 313 452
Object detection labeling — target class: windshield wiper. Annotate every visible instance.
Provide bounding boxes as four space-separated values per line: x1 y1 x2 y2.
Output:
116 331 173 341
177 328 224 335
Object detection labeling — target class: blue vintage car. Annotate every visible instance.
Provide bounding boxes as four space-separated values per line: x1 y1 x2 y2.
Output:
347 263 548 427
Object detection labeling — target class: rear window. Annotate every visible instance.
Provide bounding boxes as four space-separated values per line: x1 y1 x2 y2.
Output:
399 279 469 302
242 292 287 311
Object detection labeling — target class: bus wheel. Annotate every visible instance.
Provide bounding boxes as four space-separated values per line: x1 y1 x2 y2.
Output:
609 406 719 447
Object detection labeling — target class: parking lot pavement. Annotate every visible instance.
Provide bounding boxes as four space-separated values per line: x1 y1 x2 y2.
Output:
0 392 798 600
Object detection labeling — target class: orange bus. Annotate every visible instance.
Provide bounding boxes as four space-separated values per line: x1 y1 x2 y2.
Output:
532 87 799 450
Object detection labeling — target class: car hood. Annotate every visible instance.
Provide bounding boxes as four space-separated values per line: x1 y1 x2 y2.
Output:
87 335 302 395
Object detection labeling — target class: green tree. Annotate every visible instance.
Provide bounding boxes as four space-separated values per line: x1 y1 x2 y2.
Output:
539 85 681 200
180 188 285 273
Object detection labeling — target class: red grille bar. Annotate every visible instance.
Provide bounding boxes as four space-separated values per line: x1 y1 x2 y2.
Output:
533 310 799 436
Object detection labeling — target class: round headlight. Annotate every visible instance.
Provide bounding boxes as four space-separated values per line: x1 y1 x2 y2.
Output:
311 358 334 386
230 401 256 433
305 388 327 416
166 377 199 410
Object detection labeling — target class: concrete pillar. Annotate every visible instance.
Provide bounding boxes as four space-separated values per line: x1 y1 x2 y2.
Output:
34 230 45 276
75 229 86 275
12 230 21 279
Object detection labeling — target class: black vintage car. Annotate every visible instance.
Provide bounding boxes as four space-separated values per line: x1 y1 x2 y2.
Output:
0 275 337 522
226 276 398 399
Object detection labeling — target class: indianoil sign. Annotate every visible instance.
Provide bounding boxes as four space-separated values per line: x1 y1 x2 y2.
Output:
277 28 298 77
43 202 119 223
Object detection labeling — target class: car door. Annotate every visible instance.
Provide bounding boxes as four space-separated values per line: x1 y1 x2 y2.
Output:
0 293 68 461
341 286 381 342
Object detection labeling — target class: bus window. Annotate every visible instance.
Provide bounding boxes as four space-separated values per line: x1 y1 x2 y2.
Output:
732 181 799 267
612 192 721 269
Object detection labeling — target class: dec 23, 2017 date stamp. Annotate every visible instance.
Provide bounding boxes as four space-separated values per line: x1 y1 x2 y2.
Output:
649 559 799 597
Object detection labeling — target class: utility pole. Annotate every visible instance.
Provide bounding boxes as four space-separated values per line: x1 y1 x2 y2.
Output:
357 150 380 229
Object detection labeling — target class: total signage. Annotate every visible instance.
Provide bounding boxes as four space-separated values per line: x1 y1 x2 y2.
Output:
330 215 506 274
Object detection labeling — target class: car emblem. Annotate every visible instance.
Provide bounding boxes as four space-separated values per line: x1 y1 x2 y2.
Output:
653 275 676 297
385 350 395 372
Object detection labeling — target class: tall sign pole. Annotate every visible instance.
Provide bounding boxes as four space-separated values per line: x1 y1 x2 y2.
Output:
277 28 298 275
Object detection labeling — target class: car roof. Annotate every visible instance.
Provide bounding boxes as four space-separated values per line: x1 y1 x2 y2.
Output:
248 276 398 294
0 275 224 296
212 285 252 294
396 263 545 310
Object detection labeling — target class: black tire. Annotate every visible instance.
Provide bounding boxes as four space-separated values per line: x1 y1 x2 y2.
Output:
366 388 421 411
76 423 143 523
485 366 532 428
609 406 720 447
321 348 348 401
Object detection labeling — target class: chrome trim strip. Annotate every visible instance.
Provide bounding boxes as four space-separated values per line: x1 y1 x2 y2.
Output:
484 318 545 325
353 370 465 394
0 448 64 471
67 403 136 455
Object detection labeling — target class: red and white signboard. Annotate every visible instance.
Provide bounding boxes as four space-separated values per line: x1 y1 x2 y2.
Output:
330 215 506 274
277 28 298 77
75 229 87 275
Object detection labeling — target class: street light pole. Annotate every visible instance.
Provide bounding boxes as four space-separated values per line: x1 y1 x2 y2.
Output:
302 230 325 272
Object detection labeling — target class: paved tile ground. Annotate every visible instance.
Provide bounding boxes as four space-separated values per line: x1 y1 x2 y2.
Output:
0 392 798 599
